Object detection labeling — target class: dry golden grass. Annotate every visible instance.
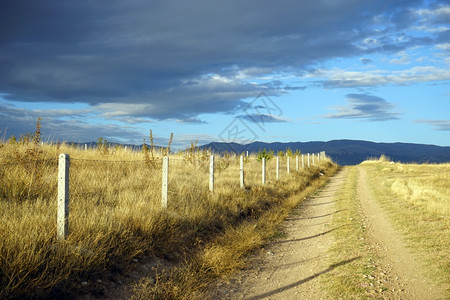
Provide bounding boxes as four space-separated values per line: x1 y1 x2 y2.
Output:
324 161 450 298
363 160 450 293
388 163 450 215
0 140 337 299
131 160 338 300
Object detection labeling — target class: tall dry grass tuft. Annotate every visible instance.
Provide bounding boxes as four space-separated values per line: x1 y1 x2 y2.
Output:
362 154 391 163
0 134 337 299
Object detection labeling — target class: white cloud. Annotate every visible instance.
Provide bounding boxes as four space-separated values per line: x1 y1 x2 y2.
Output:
314 65 450 88
0 100 144 143
388 51 411 65
436 43 450 51
411 25 450 33
416 119 450 131
98 103 154 118
389 56 410 65
415 5 450 19
416 56 428 62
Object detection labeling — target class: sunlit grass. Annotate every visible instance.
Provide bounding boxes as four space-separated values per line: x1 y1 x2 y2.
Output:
363 160 450 295
0 140 337 299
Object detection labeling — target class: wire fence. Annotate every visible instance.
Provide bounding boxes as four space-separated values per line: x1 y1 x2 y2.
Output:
1 152 325 193
1 151 327 240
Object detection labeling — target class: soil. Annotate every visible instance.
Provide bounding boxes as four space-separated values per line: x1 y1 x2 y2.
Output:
75 254 174 300
210 168 349 299
210 166 446 299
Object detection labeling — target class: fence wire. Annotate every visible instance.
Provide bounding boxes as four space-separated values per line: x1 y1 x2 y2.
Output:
1 152 323 205
0 158 58 167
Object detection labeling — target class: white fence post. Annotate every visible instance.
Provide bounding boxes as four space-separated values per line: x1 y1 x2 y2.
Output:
287 156 290 174
161 156 169 208
240 155 244 188
317 153 320 163
84 144 87 151
296 155 299 171
312 153 315 165
276 156 279 180
262 157 266 185
57 153 70 241
209 155 214 193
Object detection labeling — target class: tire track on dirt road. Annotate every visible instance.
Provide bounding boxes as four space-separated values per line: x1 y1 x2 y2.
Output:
212 168 350 299
357 166 445 300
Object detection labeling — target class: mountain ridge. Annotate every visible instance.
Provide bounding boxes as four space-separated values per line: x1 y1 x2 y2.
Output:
200 140 450 165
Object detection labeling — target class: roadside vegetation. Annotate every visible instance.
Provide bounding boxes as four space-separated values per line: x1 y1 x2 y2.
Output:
322 166 380 299
131 159 337 299
0 122 337 299
362 158 450 295
324 157 449 298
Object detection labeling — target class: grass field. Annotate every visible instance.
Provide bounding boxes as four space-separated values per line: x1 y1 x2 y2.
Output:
323 158 450 298
0 136 337 299
323 157 450 299
363 159 450 291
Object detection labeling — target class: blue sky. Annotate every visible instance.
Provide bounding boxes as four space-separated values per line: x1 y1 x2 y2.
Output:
0 0 449 148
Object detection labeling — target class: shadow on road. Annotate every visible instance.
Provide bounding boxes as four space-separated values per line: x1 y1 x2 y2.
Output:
258 256 322 271
246 256 361 300
300 199 339 206
293 209 347 220
270 224 349 245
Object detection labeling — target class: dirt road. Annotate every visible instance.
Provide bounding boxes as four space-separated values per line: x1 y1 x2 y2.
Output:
213 166 445 299
357 166 445 299
212 169 349 299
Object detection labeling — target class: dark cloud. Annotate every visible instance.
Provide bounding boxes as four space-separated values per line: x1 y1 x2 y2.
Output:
239 114 289 124
360 58 373 64
284 85 307 91
0 0 432 122
176 117 208 124
2 0 449 145
325 94 400 121
437 29 450 43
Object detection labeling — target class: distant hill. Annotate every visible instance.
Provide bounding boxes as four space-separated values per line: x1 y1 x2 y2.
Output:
200 140 450 165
